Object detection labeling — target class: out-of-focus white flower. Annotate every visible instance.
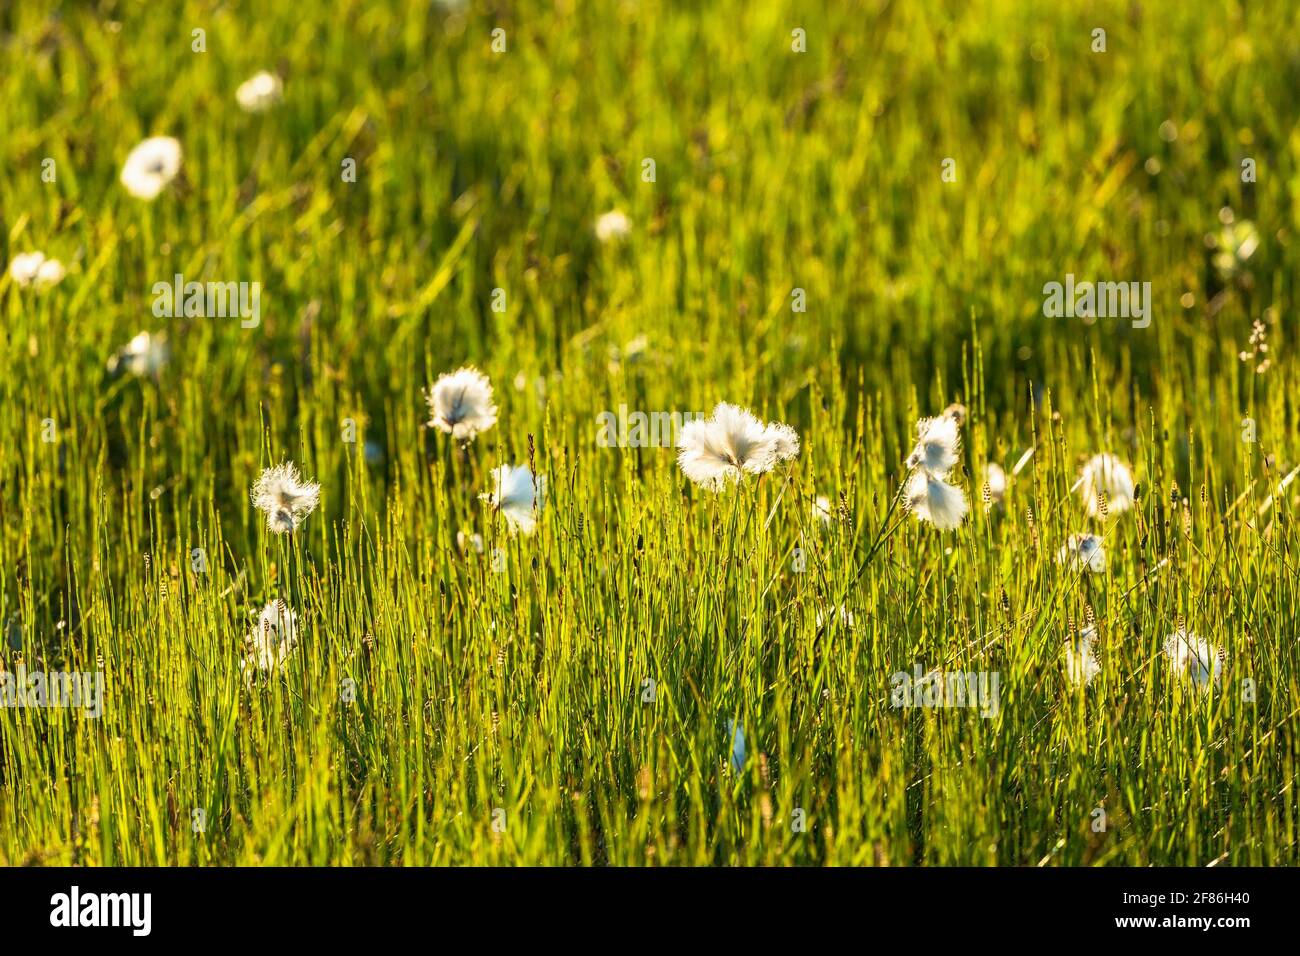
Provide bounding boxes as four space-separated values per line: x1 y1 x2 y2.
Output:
1057 533 1106 573
250 462 321 535
906 415 961 477
34 258 65 289
812 495 833 527
1078 453 1135 517
595 209 632 243
457 530 484 554
606 335 650 373
236 71 283 113
8 252 44 286
481 464 546 535
622 335 648 359
425 366 498 441
905 470 968 531
107 331 170 378
9 252 65 290
1065 625 1101 686
1212 218 1259 280
983 462 1007 509
242 599 298 685
676 402 799 491
120 136 182 200
1162 629 1224 692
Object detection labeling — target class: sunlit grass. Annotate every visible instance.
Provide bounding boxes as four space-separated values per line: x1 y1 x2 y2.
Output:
0 0 1297 865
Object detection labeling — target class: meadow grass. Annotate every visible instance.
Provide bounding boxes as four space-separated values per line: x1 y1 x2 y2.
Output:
1 0 1298 865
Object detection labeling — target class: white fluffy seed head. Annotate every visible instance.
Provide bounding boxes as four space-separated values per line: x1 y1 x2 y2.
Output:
9 252 65 290
1065 625 1100 687
8 252 44 286
812 495 833 527
250 462 321 535
676 402 799 492
107 331 170 378
594 209 632 242
34 258 65 289
983 461 1007 506
480 464 546 535
765 421 801 463
1162 629 1223 692
236 71 283 113
906 415 961 477
426 366 498 441
243 599 299 683
120 136 182 200
1079 453 1135 517
1057 533 1106 573
905 470 968 531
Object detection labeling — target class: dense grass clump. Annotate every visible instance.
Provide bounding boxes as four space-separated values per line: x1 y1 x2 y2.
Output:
1 0 1298 865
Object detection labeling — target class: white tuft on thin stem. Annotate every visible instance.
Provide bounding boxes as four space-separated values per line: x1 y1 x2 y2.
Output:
676 402 800 492
250 462 321 535
425 366 498 441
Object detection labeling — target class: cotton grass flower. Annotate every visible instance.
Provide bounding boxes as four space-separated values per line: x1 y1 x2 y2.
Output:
425 366 498 441
481 464 546 535
33 257 65 289
242 599 298 686
1162 629 1224 692
120 136 182 200
903 410 968 530
906 415 961 477
1212 218 1259 281
904 469 968 531
605 335 650 374
594 209 632 243
941 403 967 426
1078 453 1135 517
765 421 800 462
1064 626 1101 687
456 530 484 554
106 331 169 378
982 461 1007 510
812 495 833 527
8 252 43 286
676 402 799 491
1057 533 1106 573
8 252 65 290
236 71 283 113
250 462 321 535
